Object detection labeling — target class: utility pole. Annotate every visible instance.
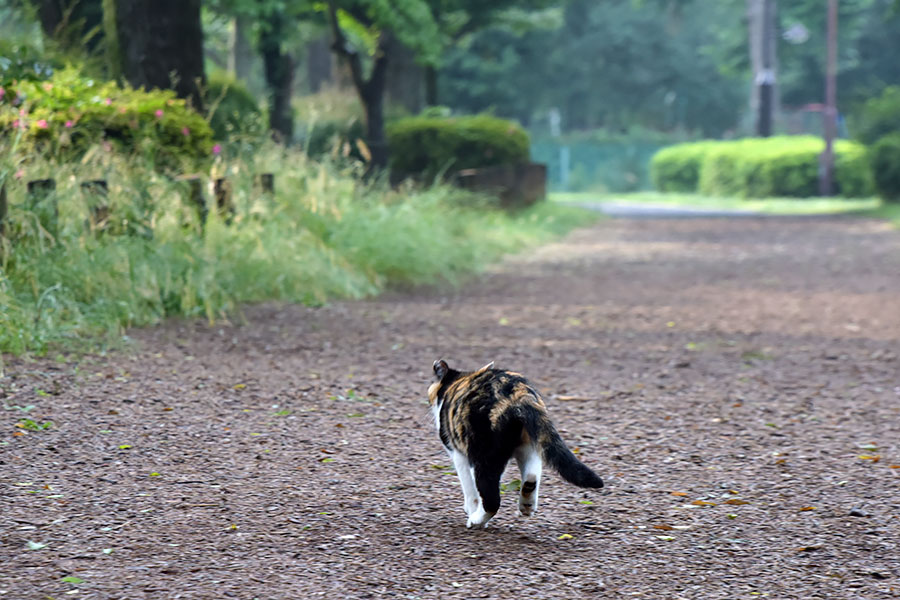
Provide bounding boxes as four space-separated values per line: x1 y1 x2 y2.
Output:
749 0 777 136
819 0 838 196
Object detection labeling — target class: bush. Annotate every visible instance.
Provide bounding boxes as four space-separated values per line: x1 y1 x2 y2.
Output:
386 113 530 178
0 68 213 170
653 137 874 198
302 117 366 162
854 86 900 145
869 133 900 202
650 141 717 192
205 72 263 140
0 40 58 84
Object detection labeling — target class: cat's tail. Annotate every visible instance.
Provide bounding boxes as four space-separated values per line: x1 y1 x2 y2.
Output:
518 407 603 489
541 429 604 488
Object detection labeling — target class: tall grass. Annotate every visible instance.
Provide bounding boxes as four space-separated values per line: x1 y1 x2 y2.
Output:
0 142 595 355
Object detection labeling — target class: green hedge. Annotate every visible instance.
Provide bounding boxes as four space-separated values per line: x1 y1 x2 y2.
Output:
651 136 874 198
854 86 900 146
205 72 263 140
650 141 717 192
386 114 530 177
870 133 900 202
0 68 213 170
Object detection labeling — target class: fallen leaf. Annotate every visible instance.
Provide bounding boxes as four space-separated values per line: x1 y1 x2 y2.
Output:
799 506 816 512
26 541 46 550
890 465 900 469
61 576 84 584
102 548 113 554
149 472 161 477
727 513 738 520
670 491 688 497
691 500 716 506
558 533 574 540
725 499 750 505
652 524 674 531
233 384 246 390
319 458 335 463
858 455 881 462
655 535 675 541
118 444 132 449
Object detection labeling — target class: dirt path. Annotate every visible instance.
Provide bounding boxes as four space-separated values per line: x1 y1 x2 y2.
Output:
3 216 900 599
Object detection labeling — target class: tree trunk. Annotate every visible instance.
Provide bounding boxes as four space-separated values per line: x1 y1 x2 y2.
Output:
259 14 295 143
326 1 391 171
425 65 438 107
228 15 253 83
105 0 205 111
306 36 333 93
38 0 105 53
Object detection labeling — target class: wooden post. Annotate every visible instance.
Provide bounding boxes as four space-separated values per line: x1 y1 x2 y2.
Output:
0 183 7 238
81 179 110 232
257 173 275 195
182 176 207 226
27 178 58 237
214 177 235 223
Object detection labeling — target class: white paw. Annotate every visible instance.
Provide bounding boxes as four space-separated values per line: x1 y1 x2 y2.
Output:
466 508 494 529
517 498 537 517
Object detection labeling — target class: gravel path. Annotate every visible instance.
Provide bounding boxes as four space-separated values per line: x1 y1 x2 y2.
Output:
2 216 900 599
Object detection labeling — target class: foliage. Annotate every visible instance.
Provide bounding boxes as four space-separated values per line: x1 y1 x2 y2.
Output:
0 40 58 84
0 142 593 354
302 117 367 161
869 133 900 202
0 68 213 170
650 141 719 193
652 137 874 198
205 71 264 140
387 113 530 177
439 0 744 136
853 86 900 145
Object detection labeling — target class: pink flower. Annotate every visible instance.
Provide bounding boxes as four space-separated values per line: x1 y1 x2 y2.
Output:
181 127 190 137
43 82 53 92
104 97 112 106
12 119 18 128
19 108 26 116
14 169 24 180
0 87 5 99
155 109 164 119
65 120 74 128
212 144 222 156
36 119 48 129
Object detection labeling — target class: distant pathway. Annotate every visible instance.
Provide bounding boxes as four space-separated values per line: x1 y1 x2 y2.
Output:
3 216 900 598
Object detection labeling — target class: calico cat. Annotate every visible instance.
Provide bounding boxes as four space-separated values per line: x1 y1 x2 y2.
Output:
428 359 604 529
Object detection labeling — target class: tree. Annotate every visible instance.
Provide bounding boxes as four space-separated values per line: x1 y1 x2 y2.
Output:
103 0 205 110
325 0 440 169
34 0 105 53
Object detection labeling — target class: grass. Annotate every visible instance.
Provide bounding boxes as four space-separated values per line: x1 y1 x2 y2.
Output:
551 191 886 216
0 142 598 357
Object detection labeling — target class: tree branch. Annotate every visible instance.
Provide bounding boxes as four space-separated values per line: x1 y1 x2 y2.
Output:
326 0 366 95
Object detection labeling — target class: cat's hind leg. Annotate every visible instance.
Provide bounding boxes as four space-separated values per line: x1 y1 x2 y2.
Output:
467 461 503 529
515 445 542 517
451 450 479 516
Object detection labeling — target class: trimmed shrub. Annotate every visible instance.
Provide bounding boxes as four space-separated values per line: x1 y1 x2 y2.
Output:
869 133 900 202
205 72 263 140
649 141 716 192
854 86 900 145
0 68 213 170
653 136 874 198
386 114 530 177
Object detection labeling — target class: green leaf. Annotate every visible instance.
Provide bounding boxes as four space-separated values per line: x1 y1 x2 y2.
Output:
26 540 47 550
61 576 84 584
118 444 132 449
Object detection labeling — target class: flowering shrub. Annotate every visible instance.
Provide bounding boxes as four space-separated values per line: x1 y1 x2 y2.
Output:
0 68 213 170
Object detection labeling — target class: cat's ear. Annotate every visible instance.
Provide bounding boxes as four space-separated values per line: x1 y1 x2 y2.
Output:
433 359 450 380
474 361 494 375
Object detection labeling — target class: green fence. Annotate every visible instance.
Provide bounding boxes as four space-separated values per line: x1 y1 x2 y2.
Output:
531 138 669 193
